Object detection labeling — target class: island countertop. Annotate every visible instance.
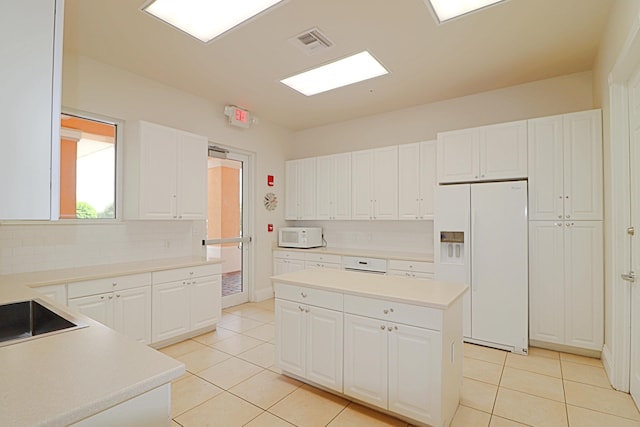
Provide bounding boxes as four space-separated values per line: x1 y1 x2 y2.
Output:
271 268 467 310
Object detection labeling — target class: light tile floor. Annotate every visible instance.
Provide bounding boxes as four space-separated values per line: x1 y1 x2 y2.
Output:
162 299 640 426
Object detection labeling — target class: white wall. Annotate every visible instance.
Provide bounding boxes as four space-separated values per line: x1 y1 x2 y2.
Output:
0 53 291 300
289 71 594 159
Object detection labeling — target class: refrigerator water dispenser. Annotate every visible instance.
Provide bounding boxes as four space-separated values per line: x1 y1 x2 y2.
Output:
440 231 464 264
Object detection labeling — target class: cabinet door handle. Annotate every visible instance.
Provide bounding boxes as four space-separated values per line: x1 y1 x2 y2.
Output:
301 292 307 298
298 305 304 311
112 282 117 287
380 325 386 330
383 309 389 314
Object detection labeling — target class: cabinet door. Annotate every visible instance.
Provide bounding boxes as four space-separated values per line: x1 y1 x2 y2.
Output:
273 258 288 276
332 153 352 220
419 141 437 219
151 281 189 342
479 120 527 181
344 314 388 408
372 146 398 219
114 287 151 344
398 143 421 220
34 284 67 305
528 115 564 221
275 299 306 377
388 324 441 425
0 0 61 220
316 155 332 220
299 157 317 219
563 111 603 221
437 129 478 183
528 221 565 344
351 150 373 219
287 259 306 273
68 293 115 329
190 274 222 330
285 160 300 220
176 131 207 220
139 122 177 219
564 221 603 350
306 306 343 392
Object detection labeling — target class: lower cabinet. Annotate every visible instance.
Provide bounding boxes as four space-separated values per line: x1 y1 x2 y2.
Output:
151 264 222 343
33 284 67 305
343 314 441 425
275 296 343 392
68 273 152 344
273 251 306 275
387 260 434 279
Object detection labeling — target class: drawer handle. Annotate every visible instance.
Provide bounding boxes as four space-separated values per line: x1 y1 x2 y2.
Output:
298 306 304 312
112 282 117 287
383 309 388 314
301 292 307 298
380 325 386 330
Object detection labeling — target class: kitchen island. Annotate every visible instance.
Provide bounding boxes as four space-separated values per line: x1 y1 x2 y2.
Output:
272 268 468 427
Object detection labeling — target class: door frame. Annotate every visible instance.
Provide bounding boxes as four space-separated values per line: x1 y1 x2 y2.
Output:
604 12 640 392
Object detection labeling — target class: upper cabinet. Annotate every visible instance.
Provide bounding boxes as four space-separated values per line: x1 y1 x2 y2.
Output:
437 120 527 184
398 141 436 220
316 153 351 220
528 110 602 221
0 0 64 220
124 121 207 220
352 146 398 220
285 158 317 220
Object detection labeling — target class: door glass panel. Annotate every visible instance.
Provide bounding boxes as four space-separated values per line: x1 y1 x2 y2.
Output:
207 157 245 299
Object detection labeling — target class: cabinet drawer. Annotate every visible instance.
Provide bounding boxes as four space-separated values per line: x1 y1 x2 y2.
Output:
153 264 221 284
68 273 151 298
304 253 341 264
274 283 343 311
304 261 341 270
344 294 442 331
388 270 434 279
273 250 305 260
387 260 434 273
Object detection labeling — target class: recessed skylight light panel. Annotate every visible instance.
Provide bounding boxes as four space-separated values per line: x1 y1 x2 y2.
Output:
280 51 389 96
142 0 285 43
427 0 508 23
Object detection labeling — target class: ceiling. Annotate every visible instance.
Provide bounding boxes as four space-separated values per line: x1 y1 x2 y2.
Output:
63 0 615 131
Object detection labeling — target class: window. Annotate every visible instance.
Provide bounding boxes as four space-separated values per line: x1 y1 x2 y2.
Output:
59 113 117 219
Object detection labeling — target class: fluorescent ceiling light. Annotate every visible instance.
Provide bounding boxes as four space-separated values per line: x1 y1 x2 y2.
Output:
427 0 508 23
281 51 389 96
142 0 285 43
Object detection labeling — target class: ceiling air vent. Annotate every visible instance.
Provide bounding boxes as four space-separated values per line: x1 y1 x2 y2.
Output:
289 27 334 55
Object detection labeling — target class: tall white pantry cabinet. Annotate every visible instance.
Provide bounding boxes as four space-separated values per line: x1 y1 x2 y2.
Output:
528 110 603 351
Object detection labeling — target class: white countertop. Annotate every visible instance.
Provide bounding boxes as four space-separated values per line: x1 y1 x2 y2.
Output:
0 256 222 289
271 269 467 310
0 256 221 426
273 246 434 263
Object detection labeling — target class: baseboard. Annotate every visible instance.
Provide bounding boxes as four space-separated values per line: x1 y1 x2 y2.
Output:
529 339 602 359
253 285 274 302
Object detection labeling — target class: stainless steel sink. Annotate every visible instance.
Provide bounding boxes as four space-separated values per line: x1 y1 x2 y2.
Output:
0 298 88 347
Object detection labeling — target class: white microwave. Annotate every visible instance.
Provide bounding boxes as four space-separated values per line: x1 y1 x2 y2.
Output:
278 227 323 249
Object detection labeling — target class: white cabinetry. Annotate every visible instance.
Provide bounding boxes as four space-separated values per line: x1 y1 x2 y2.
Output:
275 284 343 392
285 158 317 220
68 273 152 344
387 260 434 279
528 110 602 221
398 141 436 220
151 264 222 343
316 153 351 220
342 295 453 426
34 284 67 305
304 253 341 270
529 221 603 350
273 251 306 275
124 121 207 220
352 146 398 220
437 120 527 184
0 0 63 220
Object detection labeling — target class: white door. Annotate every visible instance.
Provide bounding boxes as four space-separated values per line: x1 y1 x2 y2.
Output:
628 65 640 405
68 293 114 329
139 122 177 219
285 160 300 220
177 131 207 219
437 128 478 183
275 299 306 377
343 314 388 408
471 181 528 352
351 150 373 219
151 281 190 342
305 306 343 392
190 275 222 330
398 143 421 219
419 140 437 219
479 121 527 181
114 287 151 344
204 150 252 308
372 146 398 219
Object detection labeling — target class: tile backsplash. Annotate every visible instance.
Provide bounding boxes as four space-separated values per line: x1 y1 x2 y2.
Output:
0 220 204 275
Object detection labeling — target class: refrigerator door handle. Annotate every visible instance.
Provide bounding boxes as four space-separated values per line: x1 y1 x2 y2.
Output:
470 209 476 292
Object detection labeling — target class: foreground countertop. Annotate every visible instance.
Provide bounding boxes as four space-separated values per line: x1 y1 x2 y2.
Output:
273 246 434 263
0 256 221 426
0 256 222 289
271 268 467 310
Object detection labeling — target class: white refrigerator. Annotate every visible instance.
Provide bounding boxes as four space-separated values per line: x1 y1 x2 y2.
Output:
435 180 528 354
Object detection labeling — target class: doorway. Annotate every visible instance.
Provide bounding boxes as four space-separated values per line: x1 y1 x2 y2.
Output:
204 147 252 308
